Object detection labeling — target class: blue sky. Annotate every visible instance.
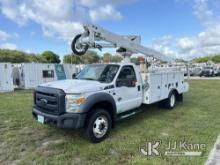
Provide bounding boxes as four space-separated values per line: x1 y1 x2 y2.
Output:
0 0 220 60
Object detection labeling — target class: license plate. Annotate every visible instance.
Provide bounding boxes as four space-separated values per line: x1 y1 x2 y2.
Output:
37 115 44 124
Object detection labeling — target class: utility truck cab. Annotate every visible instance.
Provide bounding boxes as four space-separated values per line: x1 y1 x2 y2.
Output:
32 24 189 143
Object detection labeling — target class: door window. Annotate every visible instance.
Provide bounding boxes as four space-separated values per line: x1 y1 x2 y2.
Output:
116 66 137 87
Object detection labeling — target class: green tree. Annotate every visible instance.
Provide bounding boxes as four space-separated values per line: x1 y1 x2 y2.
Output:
41 51 61 63
111 55 123 63
193 56 212 63
131 57 140 65
83 50 100 64
63 51 100 64
103 53 111 58
63 54 82 64
102 53 122 63
0 49 45 63
192 55 220 63
103 53 111 63
175 58 186 63
212 55 220 63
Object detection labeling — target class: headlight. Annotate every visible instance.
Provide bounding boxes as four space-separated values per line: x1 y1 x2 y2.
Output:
65 94 85 113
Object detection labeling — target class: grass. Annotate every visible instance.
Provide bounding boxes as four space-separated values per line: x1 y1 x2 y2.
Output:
0 80 220 165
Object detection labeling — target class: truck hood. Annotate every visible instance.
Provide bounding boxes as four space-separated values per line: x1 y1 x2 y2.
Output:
39 79 106 93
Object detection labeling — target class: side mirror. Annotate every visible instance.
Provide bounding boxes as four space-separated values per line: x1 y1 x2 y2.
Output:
126 75 136 87
116 79 123 87
72 73 77 79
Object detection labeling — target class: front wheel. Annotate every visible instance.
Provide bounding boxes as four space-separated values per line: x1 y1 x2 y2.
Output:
85 109 112 143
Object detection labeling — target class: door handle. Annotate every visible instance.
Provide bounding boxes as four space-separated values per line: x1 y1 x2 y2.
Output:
137 85 141 91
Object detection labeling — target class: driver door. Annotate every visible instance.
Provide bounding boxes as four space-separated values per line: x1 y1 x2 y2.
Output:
114 65 142 113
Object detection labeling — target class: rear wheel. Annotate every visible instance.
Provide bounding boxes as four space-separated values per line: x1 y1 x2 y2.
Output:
85 109 112 143
160 91 177 109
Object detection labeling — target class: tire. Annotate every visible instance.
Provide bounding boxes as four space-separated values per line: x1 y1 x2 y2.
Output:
85 109 112 143
71 34 89 56
163 91 177 109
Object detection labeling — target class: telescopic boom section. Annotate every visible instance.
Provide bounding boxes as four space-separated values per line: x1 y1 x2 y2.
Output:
71 24 173 63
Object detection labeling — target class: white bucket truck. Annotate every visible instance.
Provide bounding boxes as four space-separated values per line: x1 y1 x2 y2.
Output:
32 24 189 143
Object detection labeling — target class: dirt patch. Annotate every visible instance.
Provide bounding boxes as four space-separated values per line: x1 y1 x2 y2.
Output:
37 139 65 151
42 139 65 146
19 126 34 135
161 132 169 136
109 148 118 155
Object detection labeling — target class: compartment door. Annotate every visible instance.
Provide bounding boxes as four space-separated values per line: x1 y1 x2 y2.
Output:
148 74 162 103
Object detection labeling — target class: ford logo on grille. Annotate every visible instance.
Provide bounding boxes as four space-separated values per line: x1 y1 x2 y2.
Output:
40 98 48 105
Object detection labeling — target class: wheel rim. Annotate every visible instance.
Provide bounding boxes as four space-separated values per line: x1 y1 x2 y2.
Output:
75 43 87 52
93 115 108 138
170 94 175 107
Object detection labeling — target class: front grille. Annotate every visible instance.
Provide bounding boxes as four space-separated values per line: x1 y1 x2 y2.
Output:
34 86 66 115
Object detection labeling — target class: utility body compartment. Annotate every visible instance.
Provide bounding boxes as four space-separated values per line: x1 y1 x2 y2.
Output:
141 67 189 104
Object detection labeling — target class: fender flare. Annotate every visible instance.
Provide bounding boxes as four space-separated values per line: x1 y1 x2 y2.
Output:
169 88 179 96
81 92 117 120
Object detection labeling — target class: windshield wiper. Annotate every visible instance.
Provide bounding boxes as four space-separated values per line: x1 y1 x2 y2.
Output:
97 79 106 83
81 78 97 81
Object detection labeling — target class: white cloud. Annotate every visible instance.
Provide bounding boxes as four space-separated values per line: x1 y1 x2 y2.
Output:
78 0 134 7
151 35 178 58
151 0 220 60
177 37 197 51
0 29 18 41
2 0 218 60
193 0 216 27
177 25 220 58
89 4 122 21
0 43 17 50
0 0 126 43
24 49 32 53
0 29 11 41
177 0 220 58
152 35 173 48
78 0 99 7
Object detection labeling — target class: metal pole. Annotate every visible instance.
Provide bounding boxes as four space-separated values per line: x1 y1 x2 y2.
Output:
187 61 190 79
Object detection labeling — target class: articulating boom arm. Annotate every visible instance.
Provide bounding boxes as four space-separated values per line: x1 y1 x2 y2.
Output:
71 24 173 63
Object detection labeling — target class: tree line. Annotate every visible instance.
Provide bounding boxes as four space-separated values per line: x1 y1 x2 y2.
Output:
2 48 219 64
193 55 220 63
0 49 60 63
0 49 141 64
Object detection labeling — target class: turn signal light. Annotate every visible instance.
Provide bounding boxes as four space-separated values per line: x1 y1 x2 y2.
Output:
76 97 85 105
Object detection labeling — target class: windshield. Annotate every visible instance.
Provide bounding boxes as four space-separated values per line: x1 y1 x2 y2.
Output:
76 64 120 83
